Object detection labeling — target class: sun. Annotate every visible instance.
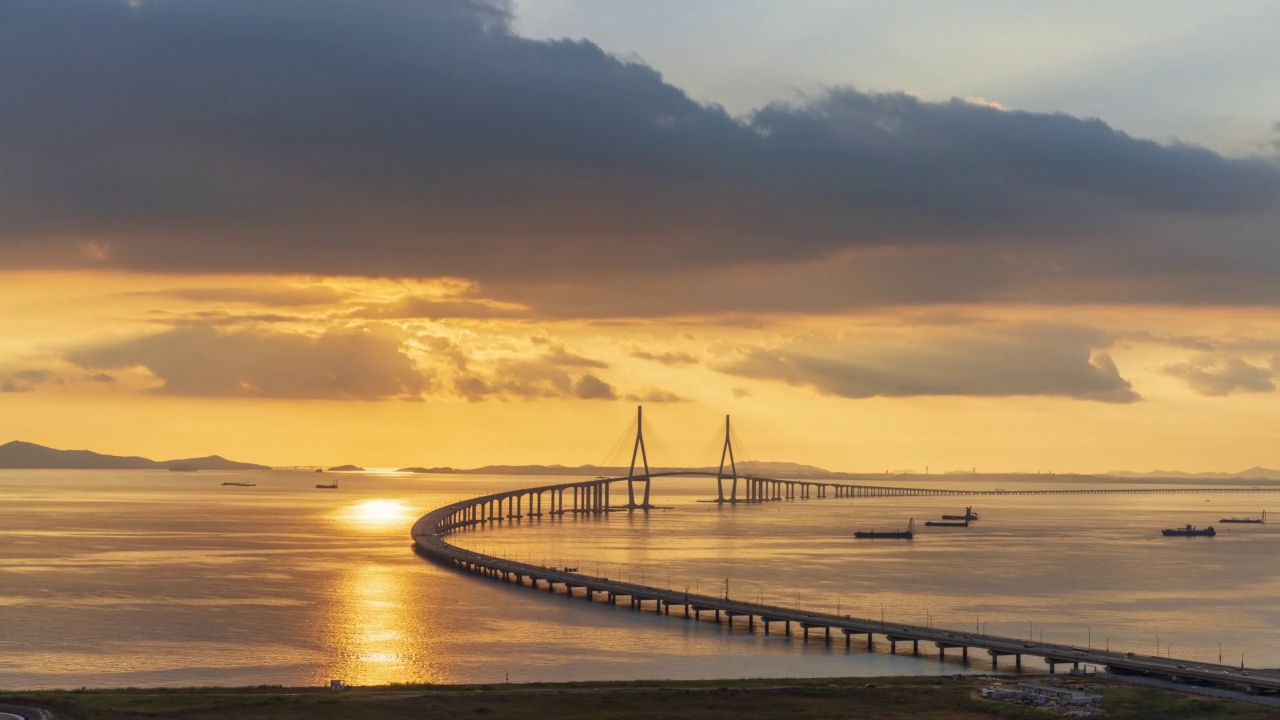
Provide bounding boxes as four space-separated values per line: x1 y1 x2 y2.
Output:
343 500 410 528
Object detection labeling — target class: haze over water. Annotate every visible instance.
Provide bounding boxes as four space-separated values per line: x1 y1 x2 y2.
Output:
2 470 1277 689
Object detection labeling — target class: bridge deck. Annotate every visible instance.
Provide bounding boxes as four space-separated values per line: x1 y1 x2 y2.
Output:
413 475 1280 694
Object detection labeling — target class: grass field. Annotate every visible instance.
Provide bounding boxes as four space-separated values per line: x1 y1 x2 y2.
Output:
2 676 1275 719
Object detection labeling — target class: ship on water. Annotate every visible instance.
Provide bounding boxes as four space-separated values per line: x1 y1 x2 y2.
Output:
1162 524 1215 537
1220 511 1266 524
221 481 256 487
925 519 969 527
316 478 339 489
854 518 914 539
941 506 979 521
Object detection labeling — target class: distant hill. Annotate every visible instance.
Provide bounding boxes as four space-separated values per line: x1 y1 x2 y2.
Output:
1108 466 1280 481
327 464 364 472
0 441 269 470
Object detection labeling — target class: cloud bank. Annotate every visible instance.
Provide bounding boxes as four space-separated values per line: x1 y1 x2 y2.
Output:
718 324 1139 403
1 0 1277 314
66 326 429 400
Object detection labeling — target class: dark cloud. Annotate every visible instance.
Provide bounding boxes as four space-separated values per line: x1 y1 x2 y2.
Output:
141 286 347 307
631 350 699 365
457 357 611 401
543 346 609 368
145 310 306 328
1163 356 1276 396
717 324 1139 403
2 0 1277 313
624 389 688 403
345 296 528 320
65 325 429 400
574 374 617 400
0 369 54 393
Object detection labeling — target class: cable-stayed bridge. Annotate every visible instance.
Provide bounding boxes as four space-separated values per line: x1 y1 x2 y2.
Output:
412 407 1280 698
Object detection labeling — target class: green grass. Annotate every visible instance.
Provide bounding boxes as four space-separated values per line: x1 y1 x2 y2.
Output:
1 676 1271 720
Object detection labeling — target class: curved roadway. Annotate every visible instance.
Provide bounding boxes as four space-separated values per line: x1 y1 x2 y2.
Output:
413 475 1280 695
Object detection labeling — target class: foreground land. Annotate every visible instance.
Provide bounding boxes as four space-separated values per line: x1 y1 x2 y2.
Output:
2 675 1275 720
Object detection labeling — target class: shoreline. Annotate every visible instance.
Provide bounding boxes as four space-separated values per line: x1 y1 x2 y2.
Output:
2 675 1275 719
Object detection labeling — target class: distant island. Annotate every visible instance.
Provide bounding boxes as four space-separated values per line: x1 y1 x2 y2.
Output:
0 441 269 470
7 438 1280 483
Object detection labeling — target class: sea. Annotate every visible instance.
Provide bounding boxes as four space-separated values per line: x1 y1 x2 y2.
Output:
1 469 1278 689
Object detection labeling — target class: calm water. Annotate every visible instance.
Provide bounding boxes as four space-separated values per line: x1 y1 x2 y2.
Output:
1 470 1277 689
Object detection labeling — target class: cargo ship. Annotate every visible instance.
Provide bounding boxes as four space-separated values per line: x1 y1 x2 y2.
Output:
221 481 256 487
855 518 914 539
1161 524 1215 537
1220 511 1266 524
941 506 979 521
925 519 969 527
316 479 339 489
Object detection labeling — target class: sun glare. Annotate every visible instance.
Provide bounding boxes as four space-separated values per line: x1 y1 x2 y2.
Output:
342 500 410 528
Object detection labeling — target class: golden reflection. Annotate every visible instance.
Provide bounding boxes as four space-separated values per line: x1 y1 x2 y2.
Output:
326 563 418 685
337 500 411 529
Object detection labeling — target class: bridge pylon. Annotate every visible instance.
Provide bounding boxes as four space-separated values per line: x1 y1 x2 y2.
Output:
716 414 739 503
626 405 653 509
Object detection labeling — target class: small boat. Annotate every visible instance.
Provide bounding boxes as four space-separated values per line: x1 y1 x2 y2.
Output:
855 518 914 539
941 506 979 521
1161 524 1215 537
925 519 969 527
221 481 256 487
1220 511 1266 524
316 479 339 489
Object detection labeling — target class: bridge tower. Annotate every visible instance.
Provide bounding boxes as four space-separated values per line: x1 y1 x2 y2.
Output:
626 405 653 509
716 414 739 503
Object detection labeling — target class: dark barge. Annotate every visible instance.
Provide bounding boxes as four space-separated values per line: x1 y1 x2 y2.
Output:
855 519 914 539
1161 524 1215 537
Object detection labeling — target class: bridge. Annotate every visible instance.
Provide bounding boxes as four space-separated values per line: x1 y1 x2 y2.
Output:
412 407 1280 695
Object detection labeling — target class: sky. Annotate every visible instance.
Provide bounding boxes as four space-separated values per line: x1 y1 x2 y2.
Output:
2 0 1280 472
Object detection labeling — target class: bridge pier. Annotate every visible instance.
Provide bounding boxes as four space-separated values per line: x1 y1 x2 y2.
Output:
842 628 866 648
988 649 1022 672
937 643 970 662
1043 658 1081 674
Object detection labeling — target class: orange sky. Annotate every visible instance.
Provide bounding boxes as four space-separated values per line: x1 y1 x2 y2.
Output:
3 270 1280 473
